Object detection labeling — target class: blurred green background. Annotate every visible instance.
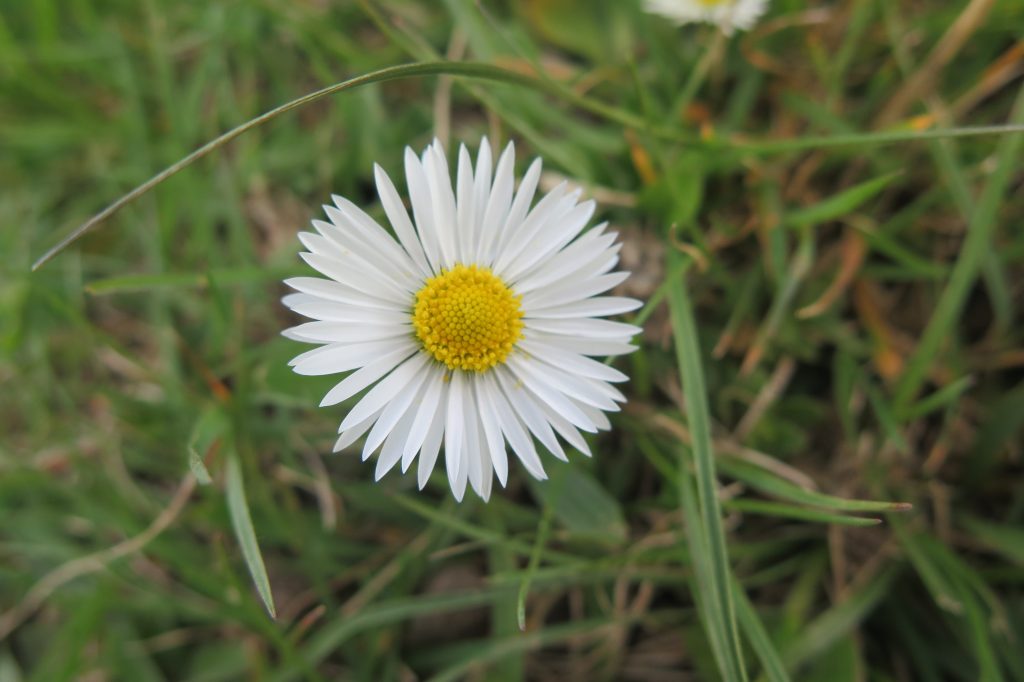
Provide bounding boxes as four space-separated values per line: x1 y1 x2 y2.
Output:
3 1 1024 680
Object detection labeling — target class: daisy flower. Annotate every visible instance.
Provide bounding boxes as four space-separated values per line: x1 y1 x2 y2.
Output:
282 138 641 501
645 0 769 35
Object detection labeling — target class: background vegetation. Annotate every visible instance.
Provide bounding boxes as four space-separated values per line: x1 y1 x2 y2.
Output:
3 0 1023 680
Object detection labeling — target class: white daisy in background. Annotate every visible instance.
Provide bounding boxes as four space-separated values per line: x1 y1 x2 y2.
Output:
282 139 641 502
645 0 769 35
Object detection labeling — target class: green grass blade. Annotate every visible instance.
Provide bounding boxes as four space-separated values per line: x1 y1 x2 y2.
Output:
527 465 627 545
225 452 276 619
679 450 737 679
724 499 882 527
668 253 748 682
186 407 227 486
959 516 1024 566
424 613 681 682
892 85 1024 412
717 456 911 513
903 375 974 421
516 501 553 632
31 61 553 270
737 123 1024 155
784 566 899 672
784 171 901 229
732 576 791 682
273 588 508 682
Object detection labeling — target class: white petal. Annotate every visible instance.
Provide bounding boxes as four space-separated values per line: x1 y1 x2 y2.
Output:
644 0 768 33
471 423 493 501
291 338 416 376
361 360 432 458
494 157 543 255
300 252 409 304
333 408 382 452
525 296 642 319
491 183 573 277
511 226 616 294
517 339 629 383
402 369 444 472
491 184 581 274
482 373 547 480
283 321 412 345
444 371 466 499
374 163 432 277
325 197 416 273
499 198 594 281
472 138 493 236
300 229 414 295
453 438 469 501
284 277 403 311
320 345 414 408
312 215 418 292
524 329 638 357
521 271 630 311
497 367 567 462
474 375 509 487
423 140 458 268
576 399 612 431
525 317 640 341
338 353 429 429
374 382 426 480
509 355 618 412
464 403 491 501
405 147 442 272
455 144 475 264
282 294 412 325
543 405 592 458
477 141 515 263
504 356 597 433
417 383 448 489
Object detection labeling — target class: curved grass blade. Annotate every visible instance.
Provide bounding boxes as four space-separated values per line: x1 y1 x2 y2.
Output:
33 61 1024 273
225 452 276 619
31 61 544 271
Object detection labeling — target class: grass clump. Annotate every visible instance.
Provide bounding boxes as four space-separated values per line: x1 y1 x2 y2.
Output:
2 1 1023 680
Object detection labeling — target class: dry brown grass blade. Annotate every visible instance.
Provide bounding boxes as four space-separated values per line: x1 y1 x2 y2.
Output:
433 28 469 148
852 279 905 383
735 356 797 441
798 229 868 319
740 8 833 76
876 0 998 126
952 40 1024 119
0 473 197 641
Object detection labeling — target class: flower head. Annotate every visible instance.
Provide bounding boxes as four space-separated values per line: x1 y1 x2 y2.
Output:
283 139 640 501
645 0 768 35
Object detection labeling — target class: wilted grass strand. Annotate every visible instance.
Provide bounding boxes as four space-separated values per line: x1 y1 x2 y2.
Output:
31 61 548 271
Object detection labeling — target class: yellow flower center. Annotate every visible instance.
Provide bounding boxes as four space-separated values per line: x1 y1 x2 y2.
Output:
412 264 524 373
697 0 729 5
